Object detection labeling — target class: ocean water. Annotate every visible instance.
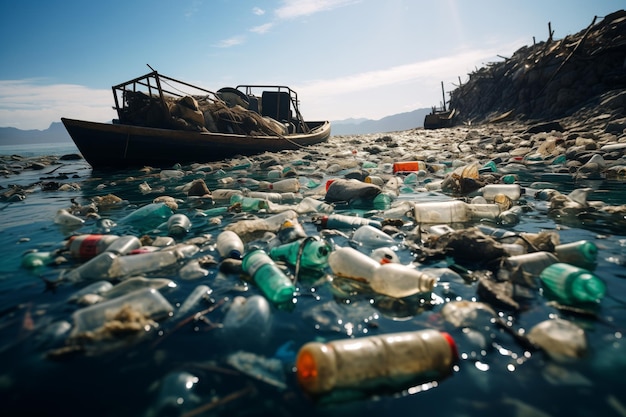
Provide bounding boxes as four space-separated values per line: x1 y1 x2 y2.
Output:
0 141 79 157
1 140 626 417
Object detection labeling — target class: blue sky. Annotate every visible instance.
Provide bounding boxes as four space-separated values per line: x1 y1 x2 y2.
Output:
0 0 622 130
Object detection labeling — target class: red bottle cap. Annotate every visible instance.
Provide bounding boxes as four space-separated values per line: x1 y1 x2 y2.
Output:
441 331 459 361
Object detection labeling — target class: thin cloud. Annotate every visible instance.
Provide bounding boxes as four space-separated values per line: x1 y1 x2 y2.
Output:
250 23 273 34
0 80 114 130
275 0 359 20
296 47 513 97
212 35 246 48
252 7 265 16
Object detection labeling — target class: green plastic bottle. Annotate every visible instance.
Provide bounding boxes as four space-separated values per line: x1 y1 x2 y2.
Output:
242 249 295 304
230 194 269 211
269 237 332 270
539 263 606 305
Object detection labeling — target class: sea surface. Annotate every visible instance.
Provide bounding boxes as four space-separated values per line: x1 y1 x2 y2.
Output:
1 139 626 417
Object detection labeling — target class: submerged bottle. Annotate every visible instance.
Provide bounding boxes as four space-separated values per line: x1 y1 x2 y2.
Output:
296 329 457 396
539 263 606 305
241 249 295 304
369 263 437 298
216 230 245 259
269 237 332 270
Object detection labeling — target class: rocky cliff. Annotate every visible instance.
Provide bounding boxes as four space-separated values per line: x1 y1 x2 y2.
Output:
449 10 626 130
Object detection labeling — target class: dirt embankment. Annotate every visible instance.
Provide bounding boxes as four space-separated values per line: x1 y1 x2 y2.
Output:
449 10 626 132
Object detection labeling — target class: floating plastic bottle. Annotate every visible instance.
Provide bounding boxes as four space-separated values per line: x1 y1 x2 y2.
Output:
351 225 395 248
221 295 272 347
328 246 380 282
68 234 120 259
241 249 295 304
554 240 598 270
296 329 457 397
264 178 300 193
498 205 524 225
369 263 437 298
216 230 245 259
70 288 174 337
413 200 500 224
482 184 522 201
498 251 559 287
54 209 84 228
224 210 298 236
210 189 242 202
392 161 426 173
316 214 382 230
167 213 192 237
117 202 173 232
364 175 384 186
65 249 181 282
269 237 332 270
230 194 269 211
539 263 606 305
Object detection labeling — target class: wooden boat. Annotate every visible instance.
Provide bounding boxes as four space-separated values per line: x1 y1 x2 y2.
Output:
62 69 331 168
423 81 456 129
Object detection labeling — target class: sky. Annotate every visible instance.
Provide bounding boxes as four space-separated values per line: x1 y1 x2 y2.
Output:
0 0 623 130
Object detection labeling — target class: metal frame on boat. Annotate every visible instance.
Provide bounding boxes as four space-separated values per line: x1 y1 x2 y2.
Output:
62 69 330 168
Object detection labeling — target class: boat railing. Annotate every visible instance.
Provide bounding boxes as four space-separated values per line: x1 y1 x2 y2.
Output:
236 85 310 134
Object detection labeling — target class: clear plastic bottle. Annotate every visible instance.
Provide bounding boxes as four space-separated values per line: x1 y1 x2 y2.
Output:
241 249 295 304
317 214 382 230
369 263 437 298
167 213 192 237
105 235 142 255
498 251 559 287
269 237 332 270
268 178 300 193
539 263 606 304
68 234 120 259
328 246 380 282
351 225 395 248
66 250 180 282
224 210 298 236
481 184 522 201
413 200 500 224
554 240 598 270
216 230 245 259
296 329 457 396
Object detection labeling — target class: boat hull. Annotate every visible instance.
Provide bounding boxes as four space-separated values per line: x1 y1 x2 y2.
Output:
62 118 331 168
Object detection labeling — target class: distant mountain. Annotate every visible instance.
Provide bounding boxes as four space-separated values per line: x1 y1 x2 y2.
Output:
331 108 431 135
0 122 72 145
0 107 434 144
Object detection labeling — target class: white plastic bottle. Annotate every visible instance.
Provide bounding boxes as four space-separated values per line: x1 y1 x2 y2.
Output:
216 230 245 259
